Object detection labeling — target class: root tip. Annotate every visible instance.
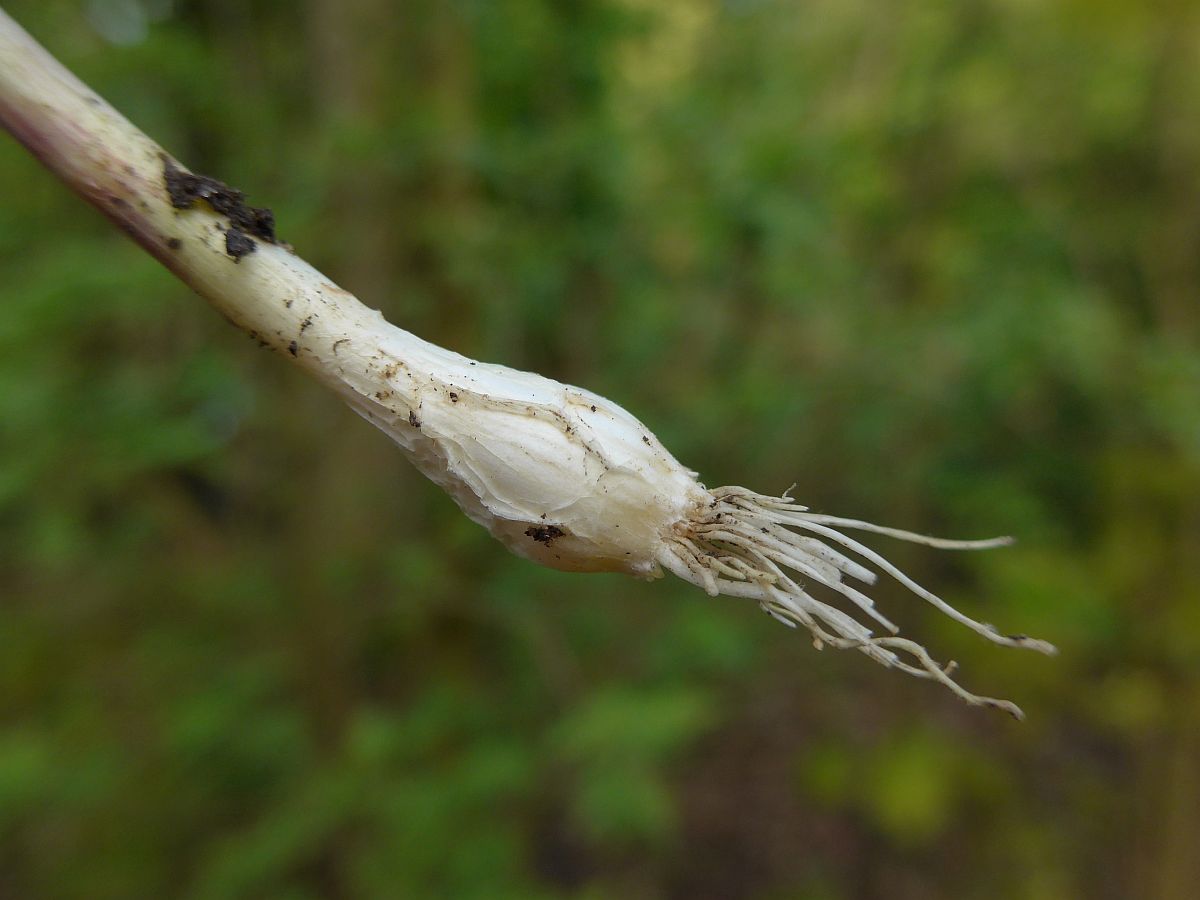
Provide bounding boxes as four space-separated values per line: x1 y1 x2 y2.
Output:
1007 634 1058 655
989 699 1026 721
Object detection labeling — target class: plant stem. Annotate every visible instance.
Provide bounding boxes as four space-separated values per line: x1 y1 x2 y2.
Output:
0 8 414 409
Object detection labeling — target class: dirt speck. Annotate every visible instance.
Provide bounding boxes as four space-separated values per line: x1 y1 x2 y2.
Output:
166 237 182 250
300 316 313 333
224 227 257 261
408 410 421 428
525 525 565 545
449 391 459 402
287 340 299 357
163 158 278 243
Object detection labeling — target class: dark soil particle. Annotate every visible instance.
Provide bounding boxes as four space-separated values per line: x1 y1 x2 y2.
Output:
166 237 182 250
408 411 421 428
525 525 565 545
287 340 299 357
163 158 278 244
224 227 257 261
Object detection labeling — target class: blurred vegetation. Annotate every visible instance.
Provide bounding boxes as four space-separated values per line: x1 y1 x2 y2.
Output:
2 0 1199 897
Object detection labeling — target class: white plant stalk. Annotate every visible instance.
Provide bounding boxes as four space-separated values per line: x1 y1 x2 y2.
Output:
0 10 1055 718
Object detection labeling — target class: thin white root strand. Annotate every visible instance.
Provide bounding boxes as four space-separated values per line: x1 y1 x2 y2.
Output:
796 514 1016 550
660 487 1055 717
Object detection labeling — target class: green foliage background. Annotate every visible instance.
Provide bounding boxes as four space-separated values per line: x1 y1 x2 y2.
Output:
2 1 1198 897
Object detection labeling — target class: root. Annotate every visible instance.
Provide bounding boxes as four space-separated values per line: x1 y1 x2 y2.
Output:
659 487 1054 718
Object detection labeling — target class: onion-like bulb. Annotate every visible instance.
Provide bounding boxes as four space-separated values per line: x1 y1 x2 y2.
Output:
323 305 1055 719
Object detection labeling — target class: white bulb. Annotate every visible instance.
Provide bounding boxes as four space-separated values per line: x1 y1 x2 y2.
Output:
287 280 1056 720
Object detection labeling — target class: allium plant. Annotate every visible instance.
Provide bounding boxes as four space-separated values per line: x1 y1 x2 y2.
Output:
0 10 1055 718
